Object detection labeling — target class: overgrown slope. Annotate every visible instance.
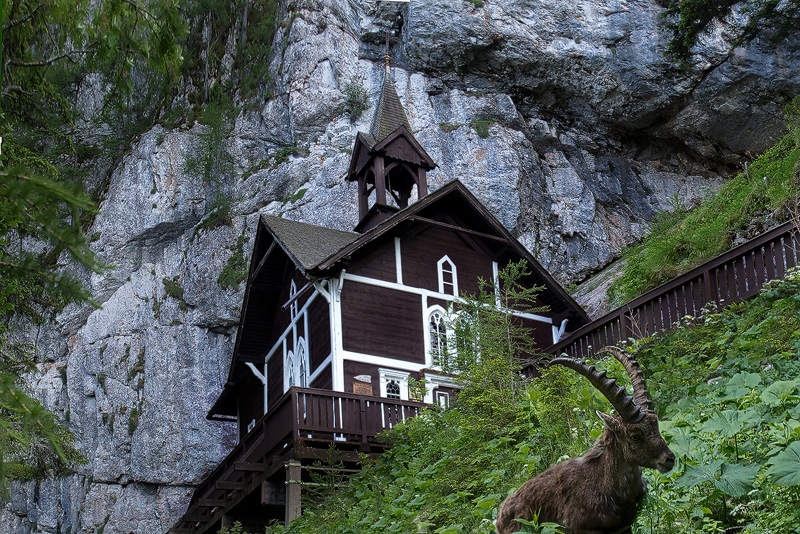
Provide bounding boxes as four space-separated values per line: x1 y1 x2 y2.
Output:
607 98 800 307
236 271 800 534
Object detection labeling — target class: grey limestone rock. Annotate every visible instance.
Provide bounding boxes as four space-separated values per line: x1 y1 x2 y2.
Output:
4 0 799 532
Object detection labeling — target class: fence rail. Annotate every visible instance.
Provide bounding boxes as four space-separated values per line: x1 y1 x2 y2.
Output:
547 222 799 359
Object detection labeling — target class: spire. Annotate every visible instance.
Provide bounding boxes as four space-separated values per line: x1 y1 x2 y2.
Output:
368 55 412 143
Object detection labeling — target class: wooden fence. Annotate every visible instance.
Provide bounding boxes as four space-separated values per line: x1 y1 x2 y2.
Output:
547 221 800 359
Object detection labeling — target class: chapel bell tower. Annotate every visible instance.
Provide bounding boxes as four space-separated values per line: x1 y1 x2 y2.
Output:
347 57 436 233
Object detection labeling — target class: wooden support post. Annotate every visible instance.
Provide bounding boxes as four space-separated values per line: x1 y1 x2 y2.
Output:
221 515 233 530
262 479 286 506
285 461 302 524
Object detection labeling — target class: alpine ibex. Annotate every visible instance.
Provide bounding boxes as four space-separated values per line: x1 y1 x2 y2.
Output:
496 347 675 534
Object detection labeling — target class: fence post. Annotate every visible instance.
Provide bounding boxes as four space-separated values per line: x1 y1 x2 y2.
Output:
702 267 716 307
619 308 630 344
360 397 368 446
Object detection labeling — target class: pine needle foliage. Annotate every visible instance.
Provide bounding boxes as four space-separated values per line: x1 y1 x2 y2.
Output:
0 168 99 493
443 260 548 432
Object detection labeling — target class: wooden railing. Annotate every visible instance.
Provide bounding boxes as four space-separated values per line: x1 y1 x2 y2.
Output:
172 388 426 533
548 222 800 359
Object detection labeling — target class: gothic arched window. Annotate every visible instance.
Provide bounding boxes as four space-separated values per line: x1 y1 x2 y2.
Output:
429 309 448 367
437 256 458 296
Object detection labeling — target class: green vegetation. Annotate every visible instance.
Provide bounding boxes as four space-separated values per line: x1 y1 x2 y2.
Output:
342 75 369 122
248 267 800 534
661 0 800 62
0 169 97 490
607 99 800 306
128 407 140 435
471 120 494 139
218 232 250 290
163 277 185 301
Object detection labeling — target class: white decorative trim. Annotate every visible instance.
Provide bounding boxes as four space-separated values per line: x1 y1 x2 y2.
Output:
264 290 320 364
424 305 451 368
283 336 309 392
437 255 458 296
342 273 553 325
342 350 427 373
332 270 346 392
394 237 403 285
552 318 569 344
422 371 458 403
245 362 268 414
290 280 298 319
492 261 500 307
378 368 410 400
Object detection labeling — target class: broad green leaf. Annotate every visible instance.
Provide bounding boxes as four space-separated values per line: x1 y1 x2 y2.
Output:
666 434 706 461
714 462 760 497
675 460 723 488
767 441 800 486
702 410 745 437
762 379 800 406
725 372 761 398
473 496 497 511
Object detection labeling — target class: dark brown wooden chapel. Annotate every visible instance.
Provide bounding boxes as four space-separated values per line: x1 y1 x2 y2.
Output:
171 67 589 534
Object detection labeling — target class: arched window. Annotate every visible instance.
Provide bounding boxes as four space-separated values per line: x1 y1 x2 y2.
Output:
385 379 401 399
429 309 448 367
378 368 409 400
427 306 456 369
284 337 308 391
437 256 458 296
284 349 296 393
296 337 308 388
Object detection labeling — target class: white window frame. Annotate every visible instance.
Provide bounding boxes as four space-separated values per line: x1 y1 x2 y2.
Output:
437 255 458 296
378 368 410 401
425 305 457 369
422 372 458 404
284 336 309 392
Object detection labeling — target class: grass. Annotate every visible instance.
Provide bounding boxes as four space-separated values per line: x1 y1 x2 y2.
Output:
607 109 800 306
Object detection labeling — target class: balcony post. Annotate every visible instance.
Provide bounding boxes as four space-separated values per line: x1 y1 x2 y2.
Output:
360 397 368 446
285 460 302 524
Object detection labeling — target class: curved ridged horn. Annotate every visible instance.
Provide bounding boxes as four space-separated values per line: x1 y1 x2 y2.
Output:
599 346 654 413
550 357 644 423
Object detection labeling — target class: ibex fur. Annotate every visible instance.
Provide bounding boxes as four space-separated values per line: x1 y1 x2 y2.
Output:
496 347 675 534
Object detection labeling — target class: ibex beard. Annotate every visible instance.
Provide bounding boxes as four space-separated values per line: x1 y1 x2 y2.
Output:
495 347 675 534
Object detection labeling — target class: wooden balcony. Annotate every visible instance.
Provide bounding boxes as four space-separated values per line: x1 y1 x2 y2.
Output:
171 387 427 534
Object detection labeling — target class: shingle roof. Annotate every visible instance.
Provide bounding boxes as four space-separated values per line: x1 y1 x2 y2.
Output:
261 215 359 271
369 74 412 143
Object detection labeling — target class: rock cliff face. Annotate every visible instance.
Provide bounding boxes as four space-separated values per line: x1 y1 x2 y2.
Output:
3 0 799 532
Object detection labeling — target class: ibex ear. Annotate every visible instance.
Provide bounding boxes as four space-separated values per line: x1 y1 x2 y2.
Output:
596 410 620 433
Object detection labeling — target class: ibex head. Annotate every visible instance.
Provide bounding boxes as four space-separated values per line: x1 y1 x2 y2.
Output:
552 346 675 473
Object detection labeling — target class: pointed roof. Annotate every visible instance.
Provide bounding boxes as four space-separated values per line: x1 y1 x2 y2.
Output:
261 181 589 323
368 68 412 144
261 215 358 272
